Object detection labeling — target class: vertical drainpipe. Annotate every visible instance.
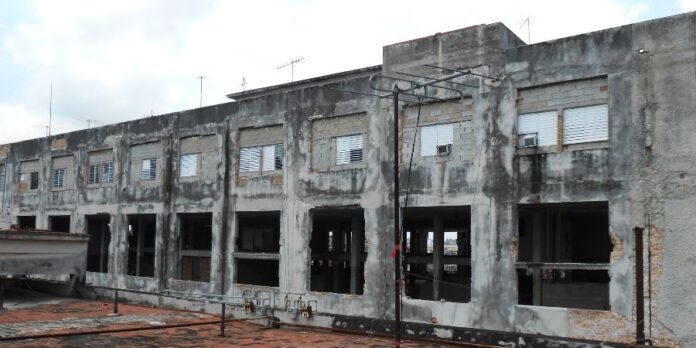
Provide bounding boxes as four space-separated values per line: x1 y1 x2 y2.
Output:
634 227 645 344
220 119 231 300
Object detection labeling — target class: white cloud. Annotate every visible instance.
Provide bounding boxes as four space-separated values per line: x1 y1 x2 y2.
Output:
678 0 696 11
0 0 662 144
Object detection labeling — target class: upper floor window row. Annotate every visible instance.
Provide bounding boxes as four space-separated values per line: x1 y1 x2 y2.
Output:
517 104 609 147
516 77 609 149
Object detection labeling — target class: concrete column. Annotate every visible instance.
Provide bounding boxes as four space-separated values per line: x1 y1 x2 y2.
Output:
432 215 443 300
350 215 362 294
532 212 544 306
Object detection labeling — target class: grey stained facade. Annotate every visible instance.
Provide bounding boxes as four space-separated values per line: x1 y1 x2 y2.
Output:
1 12 696 346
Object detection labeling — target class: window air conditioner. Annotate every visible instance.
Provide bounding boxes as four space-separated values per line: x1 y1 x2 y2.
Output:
519 133 538 148
436 144 452 155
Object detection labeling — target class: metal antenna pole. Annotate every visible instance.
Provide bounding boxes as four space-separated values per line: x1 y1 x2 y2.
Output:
277 57 305 83
196 76 207 108
393 87 401 347
48 83 53 137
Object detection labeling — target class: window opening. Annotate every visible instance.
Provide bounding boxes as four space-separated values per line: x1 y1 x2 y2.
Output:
127 215 156 277
179 213 213 282
140 159 157 181
86 214 111 273
310 208 365 294
516 202 611 310
336 134 363 165
403 206 471 303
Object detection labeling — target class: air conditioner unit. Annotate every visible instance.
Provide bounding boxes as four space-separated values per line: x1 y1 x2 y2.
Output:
436 144 452 155
518 133 538 148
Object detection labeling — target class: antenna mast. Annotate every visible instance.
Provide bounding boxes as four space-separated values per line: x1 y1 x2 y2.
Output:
48 83 53 137
520 16 531 44
196 75 207 108
277 57 305 83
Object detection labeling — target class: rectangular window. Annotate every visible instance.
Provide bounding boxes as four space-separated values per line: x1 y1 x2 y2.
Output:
518 111 558 147
235 211 281 287
179 213 213 282
102 162 114 183
310 208 366 294
239 147 261 173
179 153 198 177
86 214 111 273
420 123 454 157
88 164 100 184
517 202 610 310
563 104 609 144
30 172 39 190
127 215 156 277
140 159 157 181
262 144 283 171
336 134 363 165
403 207 471 303
52 168 65 188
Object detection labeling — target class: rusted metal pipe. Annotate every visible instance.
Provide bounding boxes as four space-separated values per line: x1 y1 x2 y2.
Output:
634 227 645 344
393 88 401 348
220 303 226 337
113 289 119 315
0 316 270 342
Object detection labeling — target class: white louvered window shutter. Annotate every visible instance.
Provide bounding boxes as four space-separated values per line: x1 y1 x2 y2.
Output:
563 104 608 144
141 159 157 180
180 154 198 177
88 164 99 184
336 134 363 165
517 111 558 146
102 162 114 183
421 123 454 156
239 147 261 172
262 145 279 171
52 168 65 187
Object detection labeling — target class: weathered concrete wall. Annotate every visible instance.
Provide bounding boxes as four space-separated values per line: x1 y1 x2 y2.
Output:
2 12 696 347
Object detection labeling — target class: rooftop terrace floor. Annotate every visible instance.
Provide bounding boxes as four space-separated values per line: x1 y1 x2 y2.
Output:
0 288 482 347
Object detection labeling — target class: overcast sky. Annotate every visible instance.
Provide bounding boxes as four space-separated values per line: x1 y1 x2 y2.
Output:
0 0 694 144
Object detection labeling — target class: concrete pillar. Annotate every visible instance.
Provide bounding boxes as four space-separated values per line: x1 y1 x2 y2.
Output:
532 212 544 306
432 215 443 300
350 215 361 294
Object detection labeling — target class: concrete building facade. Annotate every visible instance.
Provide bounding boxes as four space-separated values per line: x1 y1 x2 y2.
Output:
1 12 695 347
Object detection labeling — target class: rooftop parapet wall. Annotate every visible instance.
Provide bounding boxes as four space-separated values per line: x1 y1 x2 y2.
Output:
383 23 525 76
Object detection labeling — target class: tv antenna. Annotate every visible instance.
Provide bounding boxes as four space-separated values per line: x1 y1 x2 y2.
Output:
520 16 531 44
196 75 207 107
86 119 98 129
277 57 305 83
241 77 248 92
48 83 53 137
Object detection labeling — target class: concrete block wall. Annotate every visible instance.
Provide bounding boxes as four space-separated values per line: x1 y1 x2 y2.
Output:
50 155 75 191
401 100 476 165
517 77 609 114
310 113 367 171
178 135 218 182
129 141 162 186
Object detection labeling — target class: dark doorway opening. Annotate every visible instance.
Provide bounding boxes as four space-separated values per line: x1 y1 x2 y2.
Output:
517 202 611 310
127 214 156 277
235 211 280 287
17 216 36 229
403 206 471 303
310 208 365 295
86 214 111 273
179 213 212 282
49 215 70 233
